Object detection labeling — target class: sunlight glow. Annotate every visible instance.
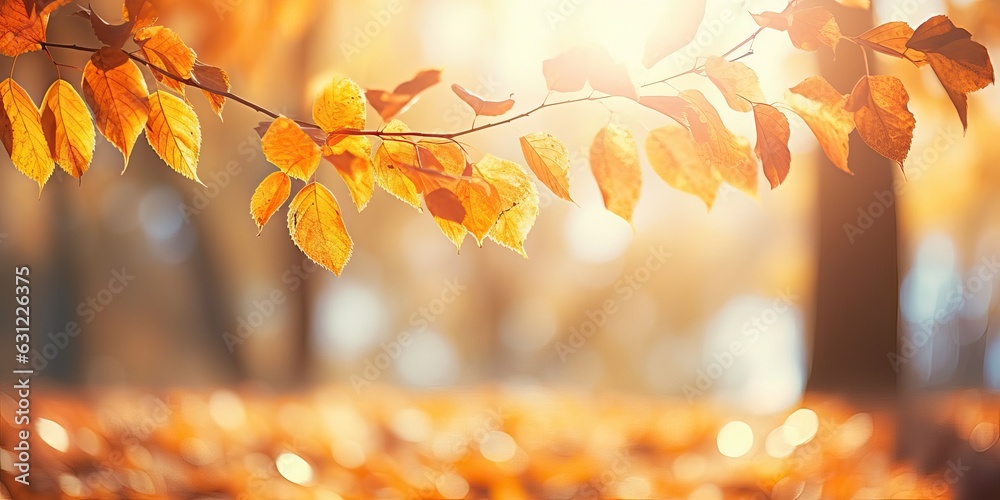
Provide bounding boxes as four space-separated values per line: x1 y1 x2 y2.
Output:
717 421 753 458
276 452 315 486
37 418 69 452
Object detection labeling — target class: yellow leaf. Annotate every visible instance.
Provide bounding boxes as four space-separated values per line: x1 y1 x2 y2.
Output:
134 26 196 94
590 123 642 223
373 119 421 208
40 79 95 179
287 182 353 275
261 116 321 181
81 47 150 166
845 75 915 167
251 171 291 235
788 7 841 52
705 56 766 112
325 134 374 211
854 22 926 66
480 155 538 257
0 77 53 192
680 90 758 198
193 63 229 119
785 76 854 174
645 126 719 209
313 76 365 133
519 132 572 202
752 104 792 189
0 0 68 57
145 90 202 182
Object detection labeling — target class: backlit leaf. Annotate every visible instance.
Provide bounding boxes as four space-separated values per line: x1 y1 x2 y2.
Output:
787 7 841 52
0 0 67 57
705 56 766 112
645 126 719 209
0 77 53 191
751 11 790 31
261 116 321 181
250 171 291 235
752 104 791 189
287 182 353 275
373 119 421 208
519 132 572 202
313 76 366 133
85 7 132 49
854 22 926 65
145 91 201 182
451 83 515 117
844 75 915 167
365 69 442 121
123 0 156 33
589 123 641 223
643 0 706 68
785 76 854 174
81 47 150 166
193 63 229 118
40 79 95 179
639 96 693 127
680 89 757 198
542 45 637 100
324 134 374 211
134 26 196 94
480 155 538 257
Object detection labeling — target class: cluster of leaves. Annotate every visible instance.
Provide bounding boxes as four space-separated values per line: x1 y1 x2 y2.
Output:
0 0 993 276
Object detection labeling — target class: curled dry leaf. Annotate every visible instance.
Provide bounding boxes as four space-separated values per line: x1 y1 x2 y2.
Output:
844 75 915 168
645 126 719 209
680 90 757 199
0 0 67 57
519 132 572 202
324 134 374 211
785 75 854 174
854 22 926 65
752 104 792 189
134 26 196 94
787 7 841 52
250 171 291 235
40 79 95 179
704 56 766 112
313 76 366 133
1 77 53 192
81 47 150 166
261 116 321 181
145 91 202 182
365 69 442 121
287 182 353 276
193 63 229 118
451 83 515 117
590 123 642 223
542 45 637 100
643 0 706 68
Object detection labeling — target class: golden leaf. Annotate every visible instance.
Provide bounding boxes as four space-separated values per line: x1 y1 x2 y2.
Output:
845 75 915 167
261 116 322 181
705 56 766 112
590 123 642 223
752 104 792 189
145 90 202 182
0 77 53 192
373 119 421 208
250 171 291 235
325 134 374 211
313 76 366 133
192 63 229 119
134 26 195 94
785 76 854 174
519 132 572 202
123 0 157 33
645 126 719 209
81 47 150 166
365 69 442 121
451 83 515 117
788 7 841 52
0 0 67 57
680 90 758 198
643 0 706 68
287 182 353 276
40 79 95 179
480 155 538 257
854 22 926 65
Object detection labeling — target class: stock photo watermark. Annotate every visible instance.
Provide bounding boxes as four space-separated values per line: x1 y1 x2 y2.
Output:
340 0 409 61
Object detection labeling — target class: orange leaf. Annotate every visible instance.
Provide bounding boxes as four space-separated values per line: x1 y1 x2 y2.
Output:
287 182 353 276
365 69 442 121
313 76 366 133
787 7 841 52
40 79 95 179
590 123 641 223
906 16 994 131
785 76 854 174
451 83 515 117
643 0 706 68
123 0 157 33
542 45 637 100
639 96 693 127
752 104 792 189
519 132 572 202
845 75 915 167
84 7 132 49
261 116 321 181
145 90 202 182
1 77 53 192
645 126 719 209
134 26 196 94
192 63 229 119
0 0 66 57
373 119 421 208
425 188 465 224
854 22 926 65
705 56 766 112
481 155 538 257
680 90 758 198
250 171 291 235
81 47 150 166
324 134 374 211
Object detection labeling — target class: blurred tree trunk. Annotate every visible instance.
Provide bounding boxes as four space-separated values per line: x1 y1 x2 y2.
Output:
807 1 899 395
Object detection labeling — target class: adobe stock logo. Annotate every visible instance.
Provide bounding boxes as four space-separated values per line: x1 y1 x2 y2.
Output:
340 0 408 61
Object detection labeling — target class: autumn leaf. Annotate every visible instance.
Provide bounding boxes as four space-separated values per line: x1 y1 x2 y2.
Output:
418 140 465 175
752 104 791 189
590 123 641 223
373 119 422 208
81 47 150 166
542 45 637 100
83 6 132 49
0 77 53 191
324 134 374 211
519 132 572 202
451 83 515 117
0 0 67 57
787 7 841 52
123 0 157 33
844 75 915 167
705 56 766 112
785 75 854 174
680 90 758 198
639 96 693 127
250 171 291 235
261 116 321 181
751 11 790 31
425 188 465 224
365 69 442 121
645 126 719 209
287 182 353 275
134 26 196 94
854 22 926 65
313 76 366 133
906 16 994 131
480 155 538 257
643 0 706 68
40 79 95 179
192 63 229 119
145 91 202 182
